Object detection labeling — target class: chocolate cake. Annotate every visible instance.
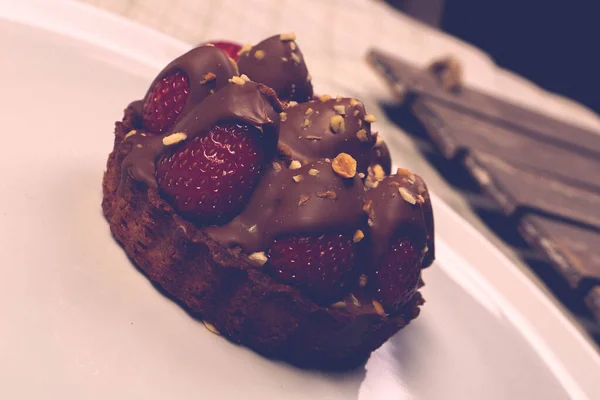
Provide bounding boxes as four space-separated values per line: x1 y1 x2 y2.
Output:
102 34 435 370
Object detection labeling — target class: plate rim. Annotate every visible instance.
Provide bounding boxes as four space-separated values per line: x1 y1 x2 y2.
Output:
1 0 598 397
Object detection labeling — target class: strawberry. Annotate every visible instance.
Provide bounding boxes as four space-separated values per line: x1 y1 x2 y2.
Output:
203 41 242 60
142 70 190 133
268 233 356 302
370 236 423 311
156 122 264 225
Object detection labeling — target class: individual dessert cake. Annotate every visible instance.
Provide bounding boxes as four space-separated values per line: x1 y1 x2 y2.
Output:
102 34 435 370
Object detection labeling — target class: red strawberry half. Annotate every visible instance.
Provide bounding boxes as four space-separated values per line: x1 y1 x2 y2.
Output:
142 70 190 133
370 236 423 312
156 122 264 225
268 233 356 303
202 41 242 61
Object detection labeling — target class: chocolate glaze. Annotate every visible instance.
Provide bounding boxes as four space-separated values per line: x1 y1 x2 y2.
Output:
120 81 281 190
144 45 238 117
207 159 366 252
278 98 376 174
238 35 313 102
364 173 429 267
415 174 435 267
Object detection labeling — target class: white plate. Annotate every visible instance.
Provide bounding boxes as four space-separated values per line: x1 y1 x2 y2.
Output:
0 1 599 399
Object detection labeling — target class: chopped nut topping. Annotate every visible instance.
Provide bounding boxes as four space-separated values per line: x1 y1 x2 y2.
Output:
332 301 346 308
331 153 357 178
335 95 343 102
359 274 368 287
291 52 301 64
399 187 417 205
203 321 220 335
302 118 311 128
279 111 288 122
417 194 425 204
281 57 288 62
292 174 304 183
396 168 416 182
290 41 297 51
305 135 322 141
308 168 320 176
375 135 384 147
372 164 385 181
353 110 360 116
358 172 366 179
124 130 137 139
279 32 297 41
272 162 282 172
333 105 346 115
248 251 268 266
288 101 298 107
364 114 377 123
248 224 257 233
238 43 253 56
240 74 251 82
356 129 369 142
351 294 361 307
289 160 302 170
254 50 265 60
330 115 345 134
350 98 359 106
200 72 217 84
136 144 143 148
298 194 311 206
353 230 365 243
362 199 372 214
317 190 337 200
229 76 246 85
162 132 187 146
372 300 386 316
304 108 314 116
324 158 331 163
319 94 332 102
368 218 375 227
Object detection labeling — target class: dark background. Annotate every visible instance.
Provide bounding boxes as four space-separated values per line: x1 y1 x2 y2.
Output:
389 0 600 114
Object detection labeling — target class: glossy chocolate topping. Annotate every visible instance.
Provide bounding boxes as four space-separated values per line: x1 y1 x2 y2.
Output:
364 173 429 267
415 174 435 267
207 159 366 252
120 81 281 190
238 35 313 102
144 45 238 117
278 98 376 174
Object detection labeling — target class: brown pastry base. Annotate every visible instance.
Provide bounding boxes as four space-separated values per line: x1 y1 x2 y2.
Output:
101 107 424 370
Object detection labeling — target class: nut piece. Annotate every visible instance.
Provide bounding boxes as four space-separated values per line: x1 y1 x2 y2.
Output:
364 114 377 123
292 174 304 183
280 32 297 41
279 111 288 122
372 164 385 181
331 153 357 178
398 187 417 205
287 101 299 107
248 224 257 233
162 132 187 146
350 98 359 106
305 135 322 141
308 168 320 176
353 230 365 243
248 251 268 266
272 161 282 172
238 43 253 57
200 72 217 84
333 105 346 115
290 41 297 51
302 118 311 128
291 52 301 64
319 94 332 102
372 300 386 316
289 160 302 170
331 301 347 308
358 172 366 179
254 50 265 60
203 321 220 335
305 107 314 116
330 115 345 134
359 274 368 287
350 294 361 307
362 199 372 214
356 129 369 142
240 74 251 82
316 190 337 200
298 194 311 206
229 76 246 85
124 130 137 139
